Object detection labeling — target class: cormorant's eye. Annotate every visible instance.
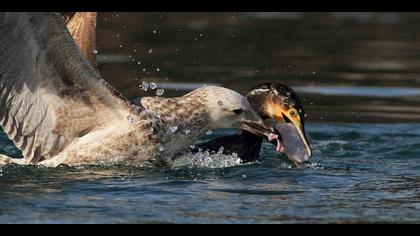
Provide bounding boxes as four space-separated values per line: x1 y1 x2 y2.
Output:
233 109 243 115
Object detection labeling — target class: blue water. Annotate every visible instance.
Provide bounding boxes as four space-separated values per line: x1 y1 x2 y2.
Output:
0 124 419 223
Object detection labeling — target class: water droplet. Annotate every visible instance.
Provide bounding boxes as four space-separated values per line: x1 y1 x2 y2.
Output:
156 68 160 72
140 81 149 91
137 61 141 65
119 44 123 48
156 88 165 96
242 174 247 178
153 30 157 34
312 71 316 75
183 129 191 135
159 146 165 152
127 116 134 123
149 82 157 89
189 145 196 149
153 112 161 118
146 127 154 135
93 49 98 54
206 130 213 135
217 101 224 107
148 48 153 53
169 126 178 133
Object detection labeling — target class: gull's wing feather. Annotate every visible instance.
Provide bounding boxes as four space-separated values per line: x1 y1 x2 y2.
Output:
0 12 140 164
62 12 97 67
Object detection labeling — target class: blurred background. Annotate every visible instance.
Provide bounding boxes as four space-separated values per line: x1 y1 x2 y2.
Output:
96 12 420 123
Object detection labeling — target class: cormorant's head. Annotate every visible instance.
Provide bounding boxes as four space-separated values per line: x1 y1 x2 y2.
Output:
246 83 312 163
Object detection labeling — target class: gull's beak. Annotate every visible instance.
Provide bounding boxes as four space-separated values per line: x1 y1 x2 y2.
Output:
238 109 277 138
266 100 312 159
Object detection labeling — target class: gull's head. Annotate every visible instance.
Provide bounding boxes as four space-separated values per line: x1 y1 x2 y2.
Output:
195 86 276 137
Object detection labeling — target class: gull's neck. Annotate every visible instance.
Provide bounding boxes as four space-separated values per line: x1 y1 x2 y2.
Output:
140 91 212 152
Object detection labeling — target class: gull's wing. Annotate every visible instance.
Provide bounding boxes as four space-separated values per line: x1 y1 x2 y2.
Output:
0 12 141 164
62 12 97 68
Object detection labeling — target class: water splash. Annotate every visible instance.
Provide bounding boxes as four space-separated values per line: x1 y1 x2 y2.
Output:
156 88 165 96
126 116 134 123
171 149 242 169
303 162 324 170
169 126 178 133
153 112 161 119
150 82 157 89
140 81 149 91
146 127 154 135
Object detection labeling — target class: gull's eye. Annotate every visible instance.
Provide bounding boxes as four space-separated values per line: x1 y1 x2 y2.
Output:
233 109 243 115
290 110 297 116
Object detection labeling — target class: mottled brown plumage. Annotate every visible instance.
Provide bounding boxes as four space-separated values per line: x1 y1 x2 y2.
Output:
0 13 270 167
63 12 97 68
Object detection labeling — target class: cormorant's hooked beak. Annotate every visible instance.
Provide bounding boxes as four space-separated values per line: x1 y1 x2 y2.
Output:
266 100 312 161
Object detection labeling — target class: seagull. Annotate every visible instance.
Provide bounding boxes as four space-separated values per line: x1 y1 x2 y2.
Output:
0 12 276 167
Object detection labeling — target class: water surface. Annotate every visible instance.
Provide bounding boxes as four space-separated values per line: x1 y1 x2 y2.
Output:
1 12 420 224
1 124 419 223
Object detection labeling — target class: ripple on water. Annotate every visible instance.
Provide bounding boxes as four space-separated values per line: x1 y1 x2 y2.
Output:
1 124 420 223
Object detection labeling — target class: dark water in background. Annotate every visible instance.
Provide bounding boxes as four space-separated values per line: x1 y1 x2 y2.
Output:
1 13 420 223
96 12 420 123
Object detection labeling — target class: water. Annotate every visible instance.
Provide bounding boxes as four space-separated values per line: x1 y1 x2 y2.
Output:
1 12 420 223
1 124 419 223
97 12 420 123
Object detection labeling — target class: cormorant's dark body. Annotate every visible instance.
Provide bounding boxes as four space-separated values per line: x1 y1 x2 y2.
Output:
192 131 263 163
